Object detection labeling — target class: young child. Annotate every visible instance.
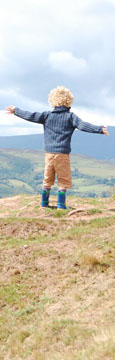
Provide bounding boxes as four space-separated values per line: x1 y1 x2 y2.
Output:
6 86 109 209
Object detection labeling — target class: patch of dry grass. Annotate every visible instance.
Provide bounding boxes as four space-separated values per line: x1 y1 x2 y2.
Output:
0 195 115 359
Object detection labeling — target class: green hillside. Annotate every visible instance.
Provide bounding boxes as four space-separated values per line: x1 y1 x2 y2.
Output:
0 149 115 198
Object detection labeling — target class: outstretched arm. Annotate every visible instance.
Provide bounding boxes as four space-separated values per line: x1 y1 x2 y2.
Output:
5 105 46 124
71 113 109 135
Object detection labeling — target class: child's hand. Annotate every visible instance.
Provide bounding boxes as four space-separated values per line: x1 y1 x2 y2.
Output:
5 105 15 114
102 126 109 135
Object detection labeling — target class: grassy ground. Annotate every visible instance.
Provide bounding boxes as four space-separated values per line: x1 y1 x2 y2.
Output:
0 194 115 360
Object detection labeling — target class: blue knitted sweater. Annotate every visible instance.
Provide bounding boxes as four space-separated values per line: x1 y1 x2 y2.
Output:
14 106 103 154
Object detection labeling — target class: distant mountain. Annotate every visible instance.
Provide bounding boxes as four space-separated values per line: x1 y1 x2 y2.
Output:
72 126 115 160
0 126 115 160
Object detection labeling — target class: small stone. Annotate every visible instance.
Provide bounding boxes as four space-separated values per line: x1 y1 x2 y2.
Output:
14 269 21 275
74 261 79 267
24 245 28 249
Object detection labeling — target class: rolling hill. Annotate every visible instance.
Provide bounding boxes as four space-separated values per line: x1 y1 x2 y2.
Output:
0 149 115 198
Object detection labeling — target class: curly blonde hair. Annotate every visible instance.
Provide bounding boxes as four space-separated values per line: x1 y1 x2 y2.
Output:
48 86 74 108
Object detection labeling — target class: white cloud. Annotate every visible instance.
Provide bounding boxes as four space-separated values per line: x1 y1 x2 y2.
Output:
109 0 115 5
0 88 20 98
0 126 43 136
0 34 4 60
0 111 43 136
0 0 115 133
73 106 115 127
48 51 88 76
0 88 49 112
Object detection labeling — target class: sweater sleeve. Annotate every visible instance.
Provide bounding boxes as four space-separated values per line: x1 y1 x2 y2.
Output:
71 113 103 134
14 107 47 124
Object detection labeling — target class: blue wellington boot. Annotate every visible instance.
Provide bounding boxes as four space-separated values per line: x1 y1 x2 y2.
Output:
41 189 50 207
57 190 66 209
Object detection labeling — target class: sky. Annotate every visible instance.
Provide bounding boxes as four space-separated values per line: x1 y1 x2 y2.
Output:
0 0 115 136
